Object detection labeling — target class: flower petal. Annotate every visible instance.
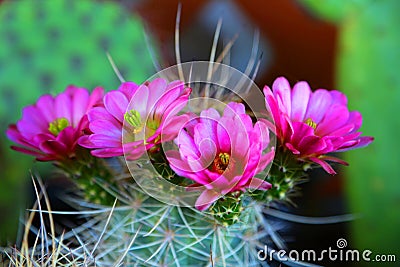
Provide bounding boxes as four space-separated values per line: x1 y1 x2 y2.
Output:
272 76 292 115
330 90 347 106
104 90 129 121
316 105 349 136
304 89 332 124
195 190 221 211
130 85 150 118
39 140 68 158
91 147 124 158
310 157 336 175
298 135 327 155
246 178 272 190
70 87 90 127
36 94 56 123
55 91 72 122
291 81 311 121
336 136 374 152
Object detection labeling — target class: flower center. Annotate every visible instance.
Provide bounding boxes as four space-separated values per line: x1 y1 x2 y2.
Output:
124 109 144 134
146 120 159 131
211 152 231 174
48 118 69 136
305 118 317 129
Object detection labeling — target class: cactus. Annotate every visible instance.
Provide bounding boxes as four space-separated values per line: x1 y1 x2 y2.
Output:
4 64 374 266
3 5 376 265
3 175 282 267
31 154 287 267
51 64 284 265
72 181 271 266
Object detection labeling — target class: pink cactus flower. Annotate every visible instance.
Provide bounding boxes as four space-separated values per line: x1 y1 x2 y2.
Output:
166 102 274 211
264 77 374 174
6 86 104 161
79 78 191 159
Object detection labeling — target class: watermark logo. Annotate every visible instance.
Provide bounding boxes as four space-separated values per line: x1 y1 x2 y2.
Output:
258 238 396 263
336 238 347 249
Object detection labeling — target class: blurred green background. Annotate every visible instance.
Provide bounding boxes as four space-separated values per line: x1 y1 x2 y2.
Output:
303 0 400 260
0 0 399 266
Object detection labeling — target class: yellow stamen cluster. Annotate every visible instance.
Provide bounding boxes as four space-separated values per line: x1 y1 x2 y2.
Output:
212 152 231 174
124 109 144 134
305 118 317 129
48 117 69 136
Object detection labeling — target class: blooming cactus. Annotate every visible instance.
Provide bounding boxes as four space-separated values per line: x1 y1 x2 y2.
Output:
264 77 374 174
166 102 274 211
6 86 104 161
79 78 191 159
5 65 377 265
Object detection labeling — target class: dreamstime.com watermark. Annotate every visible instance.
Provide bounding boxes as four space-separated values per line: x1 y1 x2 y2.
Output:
258 238 397 263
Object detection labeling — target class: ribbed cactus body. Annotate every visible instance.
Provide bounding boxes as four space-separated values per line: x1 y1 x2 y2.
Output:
79 192 268 266
65 158 276 267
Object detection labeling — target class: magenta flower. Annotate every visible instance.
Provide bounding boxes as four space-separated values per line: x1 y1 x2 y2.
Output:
79 78 191 159
6 86 104 161
166 102 274 211
264 77 374 174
